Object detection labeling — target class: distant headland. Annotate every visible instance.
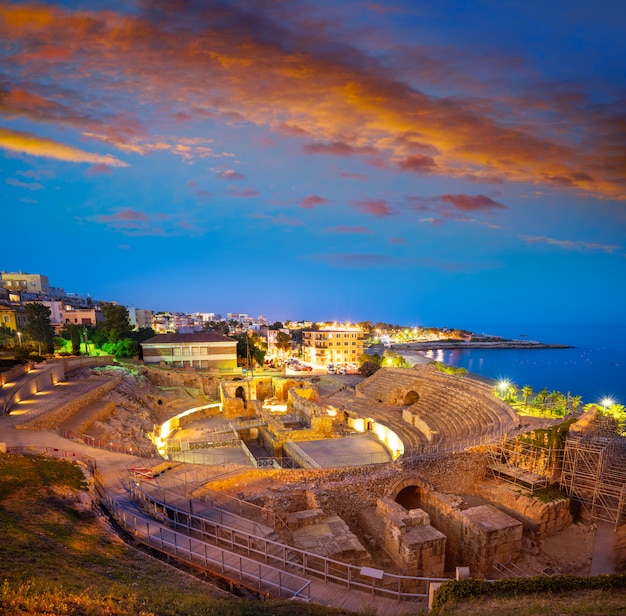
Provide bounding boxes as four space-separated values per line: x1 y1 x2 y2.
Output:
391 336 572 351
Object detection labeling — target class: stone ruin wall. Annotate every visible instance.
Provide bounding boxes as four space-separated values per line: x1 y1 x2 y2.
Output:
484 483 573 541
18 376 123 430
390 476 523 578
142 365 220 397
372 497 446 577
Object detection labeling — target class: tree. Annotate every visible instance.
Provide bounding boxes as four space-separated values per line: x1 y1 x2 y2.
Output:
275 331 291 355
521 385 533 406
129 327 156 343
359 360 381 377
0 325 16 349
569 395 582 413
233 333 265 369
382 350 410 368
269 321 284 330
535 388 549 408
23 302 55 355
98 304 131 344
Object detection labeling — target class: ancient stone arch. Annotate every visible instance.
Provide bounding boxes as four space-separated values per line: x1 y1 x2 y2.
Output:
235 385 246 404
387 475 429 510
402 390 420 405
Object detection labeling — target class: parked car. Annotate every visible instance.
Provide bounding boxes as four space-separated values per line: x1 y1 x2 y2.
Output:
327 363 335 374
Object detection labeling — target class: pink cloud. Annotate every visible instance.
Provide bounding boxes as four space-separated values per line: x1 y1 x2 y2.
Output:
339 171 368 180
303 141 378 157
351 197 394 217
300 195 330 209
439 194 506 212
327 225 372 234
397 154 438 174
96 209 150 224
227 187 259 197
188 180 212 201
216 168 245 181
251 213 304 227
86 163 112 175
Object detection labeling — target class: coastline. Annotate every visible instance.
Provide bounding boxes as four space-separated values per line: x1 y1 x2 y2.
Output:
391 340 571 351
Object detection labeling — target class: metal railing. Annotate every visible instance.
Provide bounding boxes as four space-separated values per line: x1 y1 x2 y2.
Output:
6 445 96 471
57 428 156 459
129 481 445 604
97 481 310 600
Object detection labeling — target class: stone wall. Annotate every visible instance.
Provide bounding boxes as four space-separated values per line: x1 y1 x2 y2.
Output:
373 497 446 577
18 376 123 430
484 484 573 541
388 476 523 577
142 366 220 397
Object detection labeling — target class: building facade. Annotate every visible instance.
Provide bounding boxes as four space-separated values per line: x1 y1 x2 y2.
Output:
141 332 237 370
302 328 366 367
0 271 50 294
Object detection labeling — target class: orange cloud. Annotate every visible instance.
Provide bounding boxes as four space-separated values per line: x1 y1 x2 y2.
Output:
0 3 622 198
0 127 128 166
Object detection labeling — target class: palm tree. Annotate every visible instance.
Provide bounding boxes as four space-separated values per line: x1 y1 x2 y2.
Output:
521 385 533 406
535 388 549 409
569 395 582 414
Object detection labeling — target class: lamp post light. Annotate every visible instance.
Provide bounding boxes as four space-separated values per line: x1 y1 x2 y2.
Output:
602 397 614 411
16 331 22 347
497 379 510 400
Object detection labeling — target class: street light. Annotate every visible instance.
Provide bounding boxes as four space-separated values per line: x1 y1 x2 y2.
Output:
16 331 22 347
497 379 510 399
602 397 614 411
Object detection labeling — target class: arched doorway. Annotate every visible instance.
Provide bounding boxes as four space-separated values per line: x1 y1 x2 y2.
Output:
395 485 421 510
235 385 246 409
403 390 420 405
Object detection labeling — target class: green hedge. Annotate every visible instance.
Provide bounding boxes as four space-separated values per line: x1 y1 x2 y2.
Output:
432 574 626 609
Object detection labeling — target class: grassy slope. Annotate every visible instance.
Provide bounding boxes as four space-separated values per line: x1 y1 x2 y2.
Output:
0 454 354 616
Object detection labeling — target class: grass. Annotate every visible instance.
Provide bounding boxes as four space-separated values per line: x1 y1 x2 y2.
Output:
430 589 626 615
0 453 357 616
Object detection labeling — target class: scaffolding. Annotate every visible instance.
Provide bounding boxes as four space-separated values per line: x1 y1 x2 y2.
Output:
486 436 555 493
560 425 626 529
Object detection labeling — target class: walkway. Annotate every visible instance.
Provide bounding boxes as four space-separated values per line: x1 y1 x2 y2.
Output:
0 398 431 615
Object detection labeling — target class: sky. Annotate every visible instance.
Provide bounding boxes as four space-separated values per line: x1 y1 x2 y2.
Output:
1 0 625 332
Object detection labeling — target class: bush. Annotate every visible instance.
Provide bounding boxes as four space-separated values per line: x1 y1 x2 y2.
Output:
432 574 626 610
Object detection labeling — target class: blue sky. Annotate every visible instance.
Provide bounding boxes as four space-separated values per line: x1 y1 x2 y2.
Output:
1 0 625 331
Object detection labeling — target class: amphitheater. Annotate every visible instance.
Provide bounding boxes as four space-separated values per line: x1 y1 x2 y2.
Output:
2 359 624 615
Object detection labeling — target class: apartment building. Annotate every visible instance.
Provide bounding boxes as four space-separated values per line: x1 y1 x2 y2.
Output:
302 327 366 367
141 332 237 370
0 271 50 295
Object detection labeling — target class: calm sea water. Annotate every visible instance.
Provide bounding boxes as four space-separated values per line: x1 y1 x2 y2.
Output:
419 325 626 406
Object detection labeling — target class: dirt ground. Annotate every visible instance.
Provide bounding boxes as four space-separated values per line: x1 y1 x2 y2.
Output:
71 365 623 577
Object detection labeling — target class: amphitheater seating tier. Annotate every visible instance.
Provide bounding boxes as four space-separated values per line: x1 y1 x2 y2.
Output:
326 366 518 452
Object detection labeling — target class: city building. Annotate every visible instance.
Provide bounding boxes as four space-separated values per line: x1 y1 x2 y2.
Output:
302 326 366 367
0 271 50 295
128 307 153 330
0 304 27 331
141 332 237 370
59 305 104 329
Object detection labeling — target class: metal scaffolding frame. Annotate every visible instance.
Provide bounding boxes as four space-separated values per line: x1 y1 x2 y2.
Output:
559 424 626 530
486 436 555 493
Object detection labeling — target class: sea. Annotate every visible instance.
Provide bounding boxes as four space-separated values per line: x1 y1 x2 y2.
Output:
415 324 626 407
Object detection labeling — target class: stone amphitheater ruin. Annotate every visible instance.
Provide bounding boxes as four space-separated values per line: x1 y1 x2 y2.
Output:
3 358 625 610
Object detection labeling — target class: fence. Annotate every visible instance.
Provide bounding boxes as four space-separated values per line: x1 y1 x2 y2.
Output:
6 445 96 470
96 478 311 600
57 428 157 459
128 480 446 605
